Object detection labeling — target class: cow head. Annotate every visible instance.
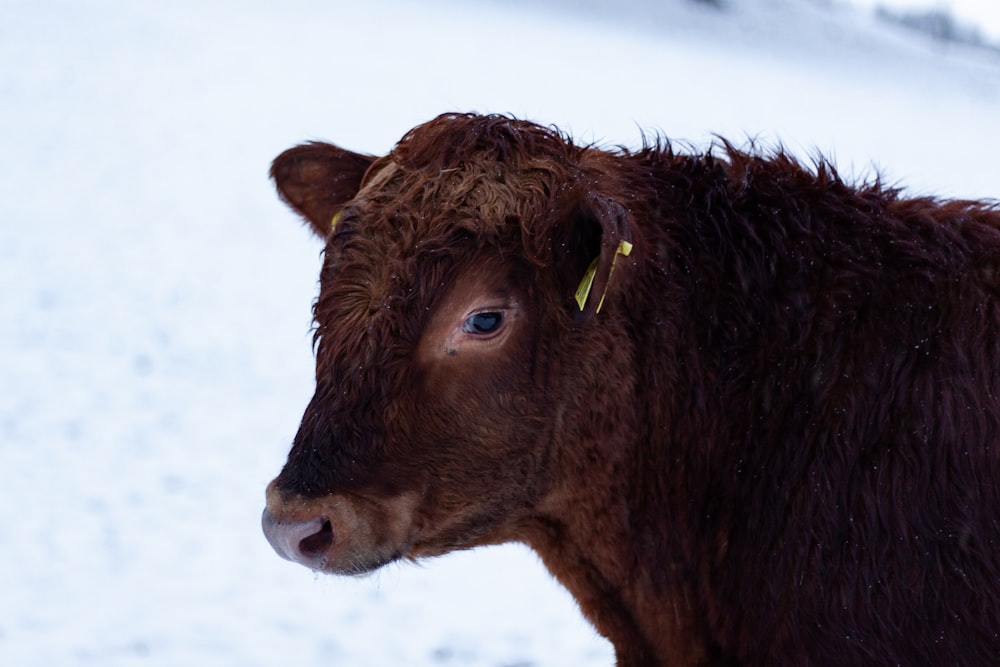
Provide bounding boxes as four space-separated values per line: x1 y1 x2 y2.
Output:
262 113 637 575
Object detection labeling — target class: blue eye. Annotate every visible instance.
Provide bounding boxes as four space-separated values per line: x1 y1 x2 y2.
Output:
463 311 504 334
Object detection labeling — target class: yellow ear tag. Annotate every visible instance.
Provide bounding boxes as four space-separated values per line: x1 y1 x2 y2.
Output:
574 240 633 313
574 257 600 311
331 210 343 232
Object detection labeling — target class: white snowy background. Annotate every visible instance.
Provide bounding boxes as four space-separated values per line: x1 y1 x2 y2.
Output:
1 1 998 666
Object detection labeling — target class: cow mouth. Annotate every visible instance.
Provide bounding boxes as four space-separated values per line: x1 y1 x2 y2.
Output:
260 506 409 576
262 482 424 575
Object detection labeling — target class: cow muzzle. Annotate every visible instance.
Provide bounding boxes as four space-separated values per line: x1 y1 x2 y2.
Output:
261 479 339 570
261 509 334 569
261 479 422 575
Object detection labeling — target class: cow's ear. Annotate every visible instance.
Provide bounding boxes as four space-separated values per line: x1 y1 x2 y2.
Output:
557 192 635 329
270 142 376 239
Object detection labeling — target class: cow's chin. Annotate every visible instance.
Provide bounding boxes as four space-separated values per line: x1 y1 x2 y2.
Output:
262 481 421 576
315 542 403 578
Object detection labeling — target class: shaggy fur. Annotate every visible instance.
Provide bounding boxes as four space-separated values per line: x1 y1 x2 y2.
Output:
263 113 1000 666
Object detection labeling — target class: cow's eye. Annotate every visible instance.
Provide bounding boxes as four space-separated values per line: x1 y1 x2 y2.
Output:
462 311 504 335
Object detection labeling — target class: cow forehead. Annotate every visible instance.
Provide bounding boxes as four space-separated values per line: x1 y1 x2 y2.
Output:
314 223 498 372
312 138 580 367
356 158 401 199
352 151 578 241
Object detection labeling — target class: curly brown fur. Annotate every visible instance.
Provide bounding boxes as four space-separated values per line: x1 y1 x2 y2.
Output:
264 113 1000 666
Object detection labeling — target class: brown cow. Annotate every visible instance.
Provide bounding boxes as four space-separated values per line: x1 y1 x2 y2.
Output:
262 113 1000 666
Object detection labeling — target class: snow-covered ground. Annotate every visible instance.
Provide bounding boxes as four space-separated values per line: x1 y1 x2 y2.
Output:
1 1 997 666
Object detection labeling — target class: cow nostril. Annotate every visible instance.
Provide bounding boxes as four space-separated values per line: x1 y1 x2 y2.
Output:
261 511 335 566
299 517 333 556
